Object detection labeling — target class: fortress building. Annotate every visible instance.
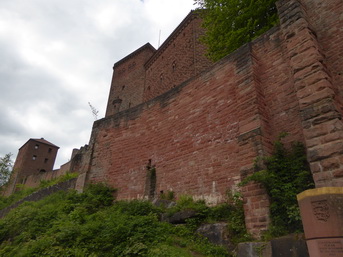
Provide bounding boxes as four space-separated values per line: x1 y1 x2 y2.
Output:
4 0 343 238
69 0 343 237
105 11 212 117
5 138 59 195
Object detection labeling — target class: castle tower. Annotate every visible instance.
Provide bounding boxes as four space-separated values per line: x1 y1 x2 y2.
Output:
6 138 59 195
105 43 156 117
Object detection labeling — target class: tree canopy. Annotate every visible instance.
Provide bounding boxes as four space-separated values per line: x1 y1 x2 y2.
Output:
194 0 279 61
0 153 13 187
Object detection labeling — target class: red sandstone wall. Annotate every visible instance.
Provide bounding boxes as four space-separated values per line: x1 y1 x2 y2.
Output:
90 59 242 203
300 0 343 182
143 13 212 102
277 0 343 186
252 28 304 146
303 0 343 106
87 23 304 206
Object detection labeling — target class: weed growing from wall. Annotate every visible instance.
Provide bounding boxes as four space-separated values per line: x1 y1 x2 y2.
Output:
240 134 315 237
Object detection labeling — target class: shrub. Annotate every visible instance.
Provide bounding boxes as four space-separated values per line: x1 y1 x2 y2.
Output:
240 134 315 237
0 184 230 256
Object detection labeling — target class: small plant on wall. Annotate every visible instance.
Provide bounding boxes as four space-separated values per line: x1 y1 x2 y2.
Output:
240 133 315 238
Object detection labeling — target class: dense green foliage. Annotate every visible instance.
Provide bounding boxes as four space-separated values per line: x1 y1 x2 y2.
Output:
167 194 251 245
0 184 232 256
0 153 13 187
195 0 279 61
240 135 315 237
0 172 79 210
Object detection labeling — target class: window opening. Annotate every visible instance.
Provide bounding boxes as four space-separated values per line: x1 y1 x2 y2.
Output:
172 61 176 72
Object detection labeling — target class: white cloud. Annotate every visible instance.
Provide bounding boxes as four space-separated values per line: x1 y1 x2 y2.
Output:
0 0 198 168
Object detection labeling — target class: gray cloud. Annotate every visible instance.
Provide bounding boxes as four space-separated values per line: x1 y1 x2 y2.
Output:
0 0 197 168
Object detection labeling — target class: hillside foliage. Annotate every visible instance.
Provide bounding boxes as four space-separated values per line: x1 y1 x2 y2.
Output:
0 172 78 210
194 0 279 61
0 184 239 257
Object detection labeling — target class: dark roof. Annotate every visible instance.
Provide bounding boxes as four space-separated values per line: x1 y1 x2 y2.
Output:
19 138 60 150
113 43 156 69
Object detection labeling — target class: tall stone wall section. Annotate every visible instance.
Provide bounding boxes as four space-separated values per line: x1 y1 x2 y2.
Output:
70 0 343 237
277 0 343 186
144 13 212 102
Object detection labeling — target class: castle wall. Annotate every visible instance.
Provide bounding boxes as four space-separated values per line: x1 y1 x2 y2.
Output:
277 0 343 187
303 0 343 182
303 0 343 102
143 12 212 102
69 0 343 237
86 24 304 202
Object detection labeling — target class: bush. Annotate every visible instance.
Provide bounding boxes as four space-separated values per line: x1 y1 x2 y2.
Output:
240 134 314 237
0 184 230 256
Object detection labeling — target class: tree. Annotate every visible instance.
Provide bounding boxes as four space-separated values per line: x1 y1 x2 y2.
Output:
194 0 279 61
0 153 13 186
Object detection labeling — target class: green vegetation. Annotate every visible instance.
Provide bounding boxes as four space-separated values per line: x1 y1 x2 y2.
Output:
165 193 251 245
37 172 79 189
0 153 13 187
195 0 279 61
240 134 315 238
160 190 175 201
0 172 78 210
0 184 236 257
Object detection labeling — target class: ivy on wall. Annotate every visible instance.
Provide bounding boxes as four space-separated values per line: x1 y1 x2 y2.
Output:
240 134 315 237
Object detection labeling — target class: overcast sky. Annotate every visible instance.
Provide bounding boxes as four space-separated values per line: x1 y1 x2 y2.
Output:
0 0 198 169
